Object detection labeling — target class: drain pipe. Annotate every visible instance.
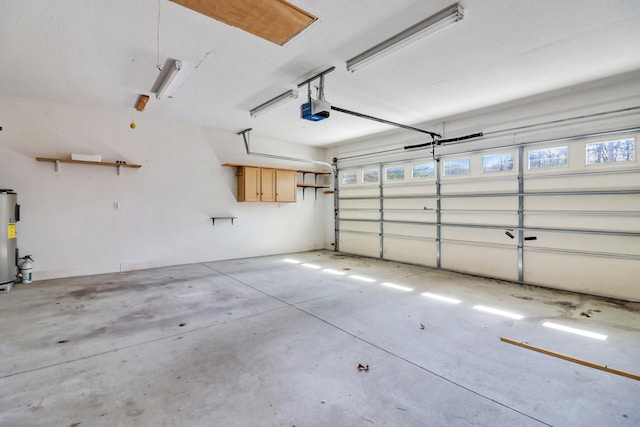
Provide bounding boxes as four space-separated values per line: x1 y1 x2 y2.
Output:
238 128 335 173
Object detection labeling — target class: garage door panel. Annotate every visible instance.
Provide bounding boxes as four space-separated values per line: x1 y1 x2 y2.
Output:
339 220 378 234
384 197 437 210
442 212 518 227
523 232 640 256
383 237 436 267
441 243 518 281
340 211 380 221
524 251 640 300
524 195 640 211
441 197 519 211
384 211 435 222
524 214 639 232
339 187 379 198
340 199 378 210
339 233 379 258
383 184 436 197
441 179 517 194
384 222 437 238
441 226 519 246
524 172 640 191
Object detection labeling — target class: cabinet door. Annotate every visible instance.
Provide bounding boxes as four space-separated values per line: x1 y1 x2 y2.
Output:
260 168 276 202
276 169 297 202
238 166 260 202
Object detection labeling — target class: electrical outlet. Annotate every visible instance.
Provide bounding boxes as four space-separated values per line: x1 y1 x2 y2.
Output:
113 202 120 209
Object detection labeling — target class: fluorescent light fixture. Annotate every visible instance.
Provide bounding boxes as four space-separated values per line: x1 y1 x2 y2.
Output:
301 263 322 269
282 258 301 264
473 305 523 320
349 275 376 283
323 268 347 276
542 322 607 340
346 3 464 72
381 282 413 292
156 59 183 99
250 89 299 118
421 292 461 304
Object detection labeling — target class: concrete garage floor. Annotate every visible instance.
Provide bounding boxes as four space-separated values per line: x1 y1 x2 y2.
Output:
1 251 639 426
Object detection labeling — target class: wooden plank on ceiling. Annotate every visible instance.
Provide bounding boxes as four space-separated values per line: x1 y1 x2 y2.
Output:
170 0 317 45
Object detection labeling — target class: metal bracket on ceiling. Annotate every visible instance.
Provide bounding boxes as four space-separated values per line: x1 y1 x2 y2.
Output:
297 67 336 91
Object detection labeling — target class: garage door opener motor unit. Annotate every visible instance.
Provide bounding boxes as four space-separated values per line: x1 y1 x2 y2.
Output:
301 72 330 122
301 99 330 121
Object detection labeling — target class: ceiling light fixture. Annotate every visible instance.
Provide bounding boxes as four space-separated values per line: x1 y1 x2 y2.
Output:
346 3 464 72
250 89 299 118
156 59 183 99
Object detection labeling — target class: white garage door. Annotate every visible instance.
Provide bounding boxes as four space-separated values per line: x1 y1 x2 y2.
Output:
335 131 640 300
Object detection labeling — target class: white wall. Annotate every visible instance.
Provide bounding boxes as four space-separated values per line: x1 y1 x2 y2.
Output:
326 71 640 300
0 95 329 280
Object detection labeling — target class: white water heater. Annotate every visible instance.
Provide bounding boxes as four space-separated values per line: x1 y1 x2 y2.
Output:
0 189 19 289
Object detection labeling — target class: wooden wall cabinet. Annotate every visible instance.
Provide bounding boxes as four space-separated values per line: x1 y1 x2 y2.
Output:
234 166 296 202
276 169 297 202
237 166 259 201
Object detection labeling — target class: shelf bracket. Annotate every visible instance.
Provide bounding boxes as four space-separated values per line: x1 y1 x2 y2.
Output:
55 160 60 173
211 216 237 226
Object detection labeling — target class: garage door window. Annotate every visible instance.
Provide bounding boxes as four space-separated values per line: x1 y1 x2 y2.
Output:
362 169 379 183
482 153 514 173
443 158 470 176
412 162 435 178
385 166 405 181
341 171 357 185
585 138 634 165
528 146 568 169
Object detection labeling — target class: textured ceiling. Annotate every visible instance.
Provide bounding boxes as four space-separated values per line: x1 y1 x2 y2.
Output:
1 0 639 146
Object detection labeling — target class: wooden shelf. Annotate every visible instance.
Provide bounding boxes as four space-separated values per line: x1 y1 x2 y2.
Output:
36 157 141 175
211 216 237 226
296 169 332 200
297 184 329 188
297 169 331 175
223 163 330 175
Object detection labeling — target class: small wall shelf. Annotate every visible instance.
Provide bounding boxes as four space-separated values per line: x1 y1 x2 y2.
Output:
297 183 330 200
211 216 237 226
297 170 331 200
36 157 142 175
